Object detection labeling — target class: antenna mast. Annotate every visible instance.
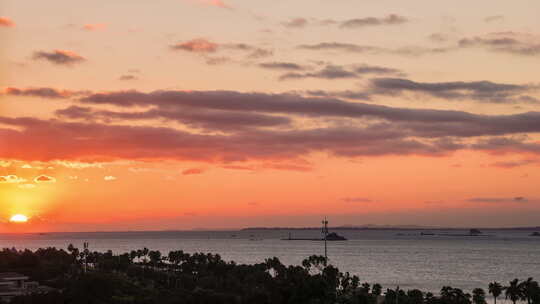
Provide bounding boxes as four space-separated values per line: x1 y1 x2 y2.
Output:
322 217 328 263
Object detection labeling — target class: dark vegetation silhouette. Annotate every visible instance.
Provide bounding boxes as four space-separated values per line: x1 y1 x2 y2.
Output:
0 246 539 304
488 282 503 304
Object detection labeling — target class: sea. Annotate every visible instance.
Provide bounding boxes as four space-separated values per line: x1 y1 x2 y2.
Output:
1 228 539 294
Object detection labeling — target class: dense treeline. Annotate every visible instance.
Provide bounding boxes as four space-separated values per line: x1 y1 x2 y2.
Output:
0 246 539 304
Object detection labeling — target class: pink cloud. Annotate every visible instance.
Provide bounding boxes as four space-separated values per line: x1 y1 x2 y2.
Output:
82 23 107 31
282 18 308 28
34 175 56 184
195 0 231 9
170 39 219 53
0 17 15 27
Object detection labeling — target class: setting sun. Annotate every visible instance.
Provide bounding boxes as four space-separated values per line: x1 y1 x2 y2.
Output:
9 214 29 223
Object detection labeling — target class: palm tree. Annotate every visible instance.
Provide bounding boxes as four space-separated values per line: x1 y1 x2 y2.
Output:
519 278 539 304
408 289 424 304
149 250 162 269
142 247 149 266
362 282 371 293
136 249 143 264
489 282 503 304
129 250 137 263
372 283 383 296
473 288 487 304
441 286 454 299
506 279 523 304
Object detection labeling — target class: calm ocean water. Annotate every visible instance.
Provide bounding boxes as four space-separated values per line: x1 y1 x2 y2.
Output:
1 229 539 293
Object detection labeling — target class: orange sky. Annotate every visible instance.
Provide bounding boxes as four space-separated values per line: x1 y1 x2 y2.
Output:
1 0 540 232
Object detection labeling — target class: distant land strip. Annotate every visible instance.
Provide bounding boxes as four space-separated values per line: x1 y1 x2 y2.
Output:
242 226 540 231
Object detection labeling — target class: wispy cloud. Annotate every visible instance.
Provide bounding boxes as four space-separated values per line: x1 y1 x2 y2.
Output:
282 18 308 28
182 168 204 175
340 14 408 28
119 75 138 81
0 17 15 27
467 197 528 203
34 175 56 183
342 197 373 203
33 50 86 66
194 0 231 9
18 184 36 189
279 64 404 81
2 87 87 99
170 39 273 62
459 32 540 56
489 159 538 168
367 77 539 104
0 175 27 183
170 39 219 53
82 23 107 31
281 15 408 30
299 42 451 56
280 65 358 80
259 62 306 71
484 15 504 23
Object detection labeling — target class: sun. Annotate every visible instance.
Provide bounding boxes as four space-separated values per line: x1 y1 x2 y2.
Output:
9 214 29 223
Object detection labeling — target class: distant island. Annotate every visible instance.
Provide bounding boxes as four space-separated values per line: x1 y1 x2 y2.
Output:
243 226 540 231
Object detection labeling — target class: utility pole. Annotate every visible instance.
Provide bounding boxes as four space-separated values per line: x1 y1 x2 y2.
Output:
322 217 328 263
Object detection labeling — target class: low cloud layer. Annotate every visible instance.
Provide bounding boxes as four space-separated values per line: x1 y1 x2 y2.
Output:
1 89 540 164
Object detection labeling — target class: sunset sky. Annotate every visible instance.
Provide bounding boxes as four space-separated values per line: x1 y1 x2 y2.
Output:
1 0 540 232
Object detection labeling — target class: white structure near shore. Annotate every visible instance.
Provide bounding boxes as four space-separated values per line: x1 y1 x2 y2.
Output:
0 272 44 303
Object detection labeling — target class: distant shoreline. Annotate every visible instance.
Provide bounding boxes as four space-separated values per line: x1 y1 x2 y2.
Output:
242 226 540 231
1 226 539 235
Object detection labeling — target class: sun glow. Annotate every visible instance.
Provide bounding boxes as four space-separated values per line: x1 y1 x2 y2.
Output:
9 214 28 223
